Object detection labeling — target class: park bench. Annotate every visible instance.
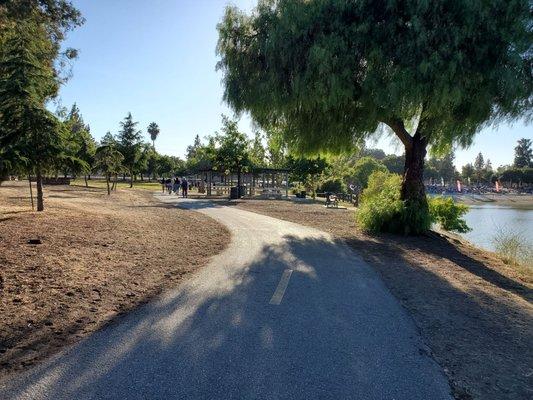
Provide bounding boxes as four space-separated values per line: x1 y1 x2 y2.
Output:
325 192 339 208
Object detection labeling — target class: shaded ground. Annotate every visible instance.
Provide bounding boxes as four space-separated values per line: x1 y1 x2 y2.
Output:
228 198 533 400
0 182 229 377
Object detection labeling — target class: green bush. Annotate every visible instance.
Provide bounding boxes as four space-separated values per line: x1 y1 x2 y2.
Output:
401 197 432 235
291 182 306 195
356 172 469 234
318 178 346 193
356 171 404 233
428 196 471 233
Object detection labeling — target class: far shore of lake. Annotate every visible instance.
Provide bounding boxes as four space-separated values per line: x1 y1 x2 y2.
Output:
449 193 533 207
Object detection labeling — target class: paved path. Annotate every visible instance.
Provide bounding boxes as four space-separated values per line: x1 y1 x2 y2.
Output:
0 196 452 400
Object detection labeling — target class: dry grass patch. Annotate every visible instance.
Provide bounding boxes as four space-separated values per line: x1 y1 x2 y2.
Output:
0 182 229 377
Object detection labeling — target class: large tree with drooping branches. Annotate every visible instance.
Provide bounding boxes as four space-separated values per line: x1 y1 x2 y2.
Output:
217 0 532 232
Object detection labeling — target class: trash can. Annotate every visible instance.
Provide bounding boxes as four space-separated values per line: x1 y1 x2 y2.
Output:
230 186 246 199
230 186 239 199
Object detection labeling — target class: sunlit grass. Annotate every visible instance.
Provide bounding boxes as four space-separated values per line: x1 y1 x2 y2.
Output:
492 228 533 278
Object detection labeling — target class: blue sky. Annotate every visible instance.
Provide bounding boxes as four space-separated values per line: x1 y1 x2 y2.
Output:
59 0 531 168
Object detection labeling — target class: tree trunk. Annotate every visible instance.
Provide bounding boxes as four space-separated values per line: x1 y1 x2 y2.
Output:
237 167 242 198
84 175 88 187
36 167 44 212
106 173 111 195
130 169 134 188
28 175 34 211
400 133 429 233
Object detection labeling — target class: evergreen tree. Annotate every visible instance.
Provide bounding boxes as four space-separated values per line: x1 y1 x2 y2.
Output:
117 113 142 188
473 152 485 183
514 138 532 168
186 134 202 160
0 22 63 211
100 131 116 147
62 103 95 184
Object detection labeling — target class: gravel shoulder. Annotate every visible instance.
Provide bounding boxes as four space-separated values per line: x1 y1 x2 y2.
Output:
0 182 229 378
228 198 533 400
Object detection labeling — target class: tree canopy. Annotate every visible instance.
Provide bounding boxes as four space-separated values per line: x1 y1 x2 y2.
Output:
0 21 65 210
147 122 160 150
217 0 532 232
217 0 531 153
213 116 252 196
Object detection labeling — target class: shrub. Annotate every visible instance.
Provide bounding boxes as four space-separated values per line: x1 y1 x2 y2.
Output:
318 178 346 193
428 196 471 233
356 172 468 234
492 228 533 271
401 197 432 235
356 171 404 233
291 182 306 195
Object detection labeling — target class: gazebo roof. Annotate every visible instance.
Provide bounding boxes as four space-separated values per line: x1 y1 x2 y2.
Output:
193 166 289 174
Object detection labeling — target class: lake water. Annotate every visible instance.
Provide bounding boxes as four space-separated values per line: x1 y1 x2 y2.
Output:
461 205 533 251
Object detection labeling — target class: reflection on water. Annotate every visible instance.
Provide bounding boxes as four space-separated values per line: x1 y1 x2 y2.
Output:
461 205 533 252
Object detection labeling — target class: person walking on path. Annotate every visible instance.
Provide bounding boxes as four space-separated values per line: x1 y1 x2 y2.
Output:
181 178 188 198
173 177 181 196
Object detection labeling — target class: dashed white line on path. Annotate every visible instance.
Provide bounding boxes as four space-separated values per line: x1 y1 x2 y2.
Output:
269 269 293 305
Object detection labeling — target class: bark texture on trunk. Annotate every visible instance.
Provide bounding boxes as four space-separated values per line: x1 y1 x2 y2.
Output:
400 132 430 234
28 175 34 211
36 167 44 212
106 174 111 195
401 133 427 203
237 167 242 198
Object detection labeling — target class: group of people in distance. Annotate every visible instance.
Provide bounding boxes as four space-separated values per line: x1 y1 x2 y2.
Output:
162 177 189 198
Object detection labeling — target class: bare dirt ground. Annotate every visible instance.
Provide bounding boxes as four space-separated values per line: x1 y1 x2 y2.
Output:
0 182 229 378
227 198 533 400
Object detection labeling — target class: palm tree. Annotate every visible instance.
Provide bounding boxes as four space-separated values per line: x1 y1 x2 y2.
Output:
147 122 160 151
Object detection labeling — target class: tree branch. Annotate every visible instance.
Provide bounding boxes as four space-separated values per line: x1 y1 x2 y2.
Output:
384 118 413 149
